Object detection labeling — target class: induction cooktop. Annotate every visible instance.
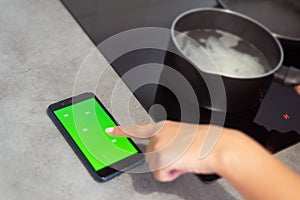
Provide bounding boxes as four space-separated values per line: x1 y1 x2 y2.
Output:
61 0 300 182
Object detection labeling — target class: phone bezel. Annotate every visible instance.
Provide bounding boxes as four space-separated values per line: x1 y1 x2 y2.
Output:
47 92 144 182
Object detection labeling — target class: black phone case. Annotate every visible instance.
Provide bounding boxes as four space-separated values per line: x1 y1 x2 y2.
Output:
47 92 143 182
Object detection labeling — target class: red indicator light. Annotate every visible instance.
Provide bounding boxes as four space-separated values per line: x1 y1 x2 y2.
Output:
283 114 290 120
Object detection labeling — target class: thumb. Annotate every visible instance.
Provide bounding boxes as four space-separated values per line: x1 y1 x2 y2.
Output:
153 168 187 182
105 122 163 139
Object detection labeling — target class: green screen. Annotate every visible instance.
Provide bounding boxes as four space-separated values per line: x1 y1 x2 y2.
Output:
54 98 138 171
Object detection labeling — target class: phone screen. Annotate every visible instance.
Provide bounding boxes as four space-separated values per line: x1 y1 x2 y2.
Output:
53 98 138 171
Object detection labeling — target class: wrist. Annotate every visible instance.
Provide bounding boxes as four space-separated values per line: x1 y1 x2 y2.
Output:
188 126 242 175
207 128 252 176
211 128 270 179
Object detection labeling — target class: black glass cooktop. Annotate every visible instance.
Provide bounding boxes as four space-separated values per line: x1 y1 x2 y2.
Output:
61 0 300 181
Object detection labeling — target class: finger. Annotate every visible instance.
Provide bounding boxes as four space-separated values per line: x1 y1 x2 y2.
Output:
153 168 186 182
145 146 186 182
105 122 163 139
295 85 300 95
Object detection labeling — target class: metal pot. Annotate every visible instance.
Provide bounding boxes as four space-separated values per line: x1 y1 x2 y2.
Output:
162 8 300 113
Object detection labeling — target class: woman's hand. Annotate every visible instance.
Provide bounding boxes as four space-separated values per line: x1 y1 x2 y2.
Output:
106 120 300 200
106 120 240 181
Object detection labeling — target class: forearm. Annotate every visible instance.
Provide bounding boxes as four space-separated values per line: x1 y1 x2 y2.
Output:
214 130 300 200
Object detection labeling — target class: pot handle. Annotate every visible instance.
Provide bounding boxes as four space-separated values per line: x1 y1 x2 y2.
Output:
274 65 300 86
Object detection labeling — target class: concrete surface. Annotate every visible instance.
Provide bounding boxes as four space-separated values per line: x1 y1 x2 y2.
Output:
0 0 299 200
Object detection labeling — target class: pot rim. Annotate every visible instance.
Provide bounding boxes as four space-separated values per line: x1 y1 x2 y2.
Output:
171 8 284 79
217 0 300 42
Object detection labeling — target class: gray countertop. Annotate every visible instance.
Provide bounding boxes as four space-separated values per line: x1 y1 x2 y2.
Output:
0 0 299 199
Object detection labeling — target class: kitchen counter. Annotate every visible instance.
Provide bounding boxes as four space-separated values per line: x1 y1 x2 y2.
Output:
0 0 299 199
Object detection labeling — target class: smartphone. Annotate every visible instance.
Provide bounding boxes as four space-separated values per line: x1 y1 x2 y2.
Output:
47 92 144 182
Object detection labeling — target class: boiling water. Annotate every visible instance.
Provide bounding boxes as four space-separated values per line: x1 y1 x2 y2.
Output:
175 29 271 78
